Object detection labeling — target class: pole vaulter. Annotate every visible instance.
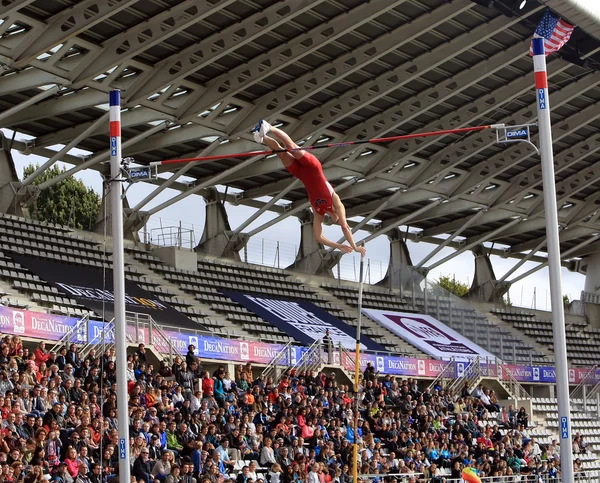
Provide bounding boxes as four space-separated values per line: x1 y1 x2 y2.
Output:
146 121 536 257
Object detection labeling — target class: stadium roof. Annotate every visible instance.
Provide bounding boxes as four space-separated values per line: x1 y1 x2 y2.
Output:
2 0 600 276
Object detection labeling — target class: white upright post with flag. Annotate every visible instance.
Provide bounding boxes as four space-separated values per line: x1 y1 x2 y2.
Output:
109 89 131 483
532 30 574 483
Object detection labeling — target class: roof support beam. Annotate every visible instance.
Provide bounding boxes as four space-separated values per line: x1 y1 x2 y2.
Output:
228 0 472 136
37 122 168 190
13 0 138 64
510 225 598 254
424 217 523 272
0 69 69 96
72 0 234 83
509 234 600 284
130 139 222 213
0 85 60 127
291 24 534 143
233 180 301 235
449 81 600 197
127 0 327 103
0 0 37 16
358 200 443 245
22 111 110 186
415 209 486 269
146 155 264 216
178 0 407 121
493 131 600 207
497 239 547 284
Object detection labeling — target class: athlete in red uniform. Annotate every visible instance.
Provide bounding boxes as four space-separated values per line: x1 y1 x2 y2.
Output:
253 120 366 256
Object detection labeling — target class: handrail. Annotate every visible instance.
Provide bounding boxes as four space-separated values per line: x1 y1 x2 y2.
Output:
428 357 456 392
501 365 532 400
49 313 91 353
571 364 598 400
339 344 356 375
447 356 480 395
262 341 294 382
125 311 179 364
79 318 116 360
291 340 322 375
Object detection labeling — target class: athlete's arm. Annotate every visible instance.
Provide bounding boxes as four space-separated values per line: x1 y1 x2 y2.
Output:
332 194 366 257
313 213 352 253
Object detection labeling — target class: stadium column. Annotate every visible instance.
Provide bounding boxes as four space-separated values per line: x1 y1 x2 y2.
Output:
0 136 37 215
195 187 248 260
108 89 131 483
93 176 148 242
532 37 574 483
466 244 510 303
376 228 414 292
582 251 600 327
288 209 343 277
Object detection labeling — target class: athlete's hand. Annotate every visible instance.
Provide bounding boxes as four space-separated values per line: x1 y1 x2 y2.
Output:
339 244 353 254
355 246 367 257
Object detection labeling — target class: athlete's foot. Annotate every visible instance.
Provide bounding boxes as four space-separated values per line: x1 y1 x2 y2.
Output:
252 119 271 143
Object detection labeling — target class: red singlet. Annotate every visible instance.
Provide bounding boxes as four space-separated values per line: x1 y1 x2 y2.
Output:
286 152 334 216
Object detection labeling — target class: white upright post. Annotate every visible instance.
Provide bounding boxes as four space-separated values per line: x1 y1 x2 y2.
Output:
109 89 131 483
532 37 574 483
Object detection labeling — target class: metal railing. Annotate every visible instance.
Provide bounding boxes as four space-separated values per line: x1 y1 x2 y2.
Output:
49 313 91 353
428 357 456 392
125 312 180 364
447 356 481 395
262 341 294 382
571 364 598 402
291 340 323 375
501 365 532 400
145 224 195 250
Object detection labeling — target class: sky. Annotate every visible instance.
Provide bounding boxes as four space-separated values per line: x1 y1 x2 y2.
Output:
6 129 585 312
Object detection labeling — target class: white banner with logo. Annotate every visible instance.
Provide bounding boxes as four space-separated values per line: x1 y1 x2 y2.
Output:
362 309 495 361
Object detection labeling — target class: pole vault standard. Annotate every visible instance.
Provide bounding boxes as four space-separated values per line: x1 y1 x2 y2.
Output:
352 255 365 483
150 124 507 167
108 90 131 483
532 37 574 483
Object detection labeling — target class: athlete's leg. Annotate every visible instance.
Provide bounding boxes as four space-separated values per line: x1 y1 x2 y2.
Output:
267 126 306 160
263 135 295 169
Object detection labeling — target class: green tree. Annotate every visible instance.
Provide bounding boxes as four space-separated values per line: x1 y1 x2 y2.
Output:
437 275 469 297
23 163 101 230
563 294 571 306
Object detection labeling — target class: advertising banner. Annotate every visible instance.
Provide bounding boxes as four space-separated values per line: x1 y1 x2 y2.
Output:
0 303 595 385
222 291 385 351
363 309 495 361
12 255 205 331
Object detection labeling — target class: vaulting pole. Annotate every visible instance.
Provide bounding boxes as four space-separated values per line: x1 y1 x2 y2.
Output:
109 89 131 483
352 255 365 483
532 37 573 483
150 124 505 167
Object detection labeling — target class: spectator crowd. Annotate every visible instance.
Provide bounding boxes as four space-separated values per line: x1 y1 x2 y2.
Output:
0 336 579 483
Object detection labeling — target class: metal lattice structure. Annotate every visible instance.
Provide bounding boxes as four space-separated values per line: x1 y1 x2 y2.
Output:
1 0 600 299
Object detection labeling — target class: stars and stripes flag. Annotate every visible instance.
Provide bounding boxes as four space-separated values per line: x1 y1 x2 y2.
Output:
529 11 575 56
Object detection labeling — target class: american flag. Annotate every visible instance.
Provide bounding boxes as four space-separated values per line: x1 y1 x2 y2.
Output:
529 11 575 56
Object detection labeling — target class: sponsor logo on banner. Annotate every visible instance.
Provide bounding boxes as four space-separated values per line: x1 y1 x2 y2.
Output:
506 129 528 139
0 302 595 385
362 309 495 361
222 291 385 351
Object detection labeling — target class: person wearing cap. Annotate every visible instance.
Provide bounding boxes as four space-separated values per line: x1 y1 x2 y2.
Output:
54 461 74 483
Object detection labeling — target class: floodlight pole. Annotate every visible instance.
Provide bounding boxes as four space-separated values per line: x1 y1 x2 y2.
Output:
532 38 573 483
109 89 131 483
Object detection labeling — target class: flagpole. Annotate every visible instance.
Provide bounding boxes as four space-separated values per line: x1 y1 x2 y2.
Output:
532 37 574 483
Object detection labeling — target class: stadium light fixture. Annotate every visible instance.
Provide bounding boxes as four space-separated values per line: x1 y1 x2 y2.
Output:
519 0 527 9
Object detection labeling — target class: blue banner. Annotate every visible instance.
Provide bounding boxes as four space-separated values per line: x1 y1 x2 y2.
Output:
222 291 385 351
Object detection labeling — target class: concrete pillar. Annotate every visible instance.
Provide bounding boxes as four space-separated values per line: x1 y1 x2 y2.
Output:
288 209 341 276
377 228 418 292
195 187 247 260
0 145 38 216
582 251 600 327
467 244 510 303
93 176 142 241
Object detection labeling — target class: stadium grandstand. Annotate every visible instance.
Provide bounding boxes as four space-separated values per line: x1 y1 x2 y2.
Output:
0 1 600 483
